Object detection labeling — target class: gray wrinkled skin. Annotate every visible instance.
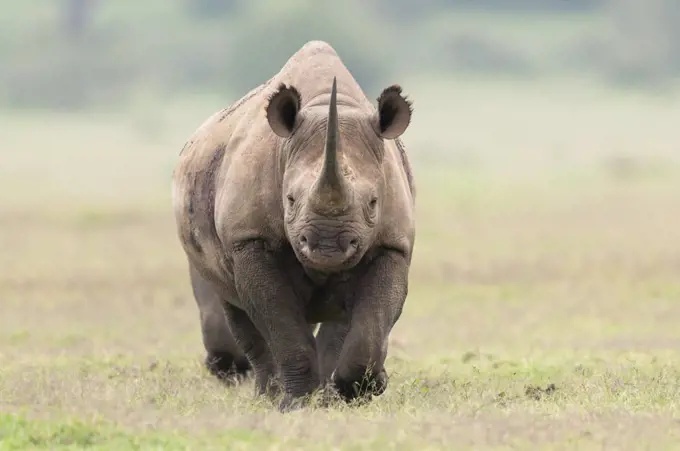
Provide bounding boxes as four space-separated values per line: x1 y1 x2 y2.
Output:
172 40 416 411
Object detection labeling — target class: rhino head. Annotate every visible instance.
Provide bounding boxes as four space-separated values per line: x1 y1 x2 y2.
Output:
266 77 412 272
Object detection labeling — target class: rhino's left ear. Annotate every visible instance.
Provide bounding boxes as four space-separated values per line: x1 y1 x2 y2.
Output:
375 85 413 139
266 83 302 138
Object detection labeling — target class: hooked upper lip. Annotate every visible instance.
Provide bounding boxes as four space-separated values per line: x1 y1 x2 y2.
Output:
296 230 360 269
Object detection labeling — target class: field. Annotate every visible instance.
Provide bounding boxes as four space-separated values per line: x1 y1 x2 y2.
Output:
2 77 680 449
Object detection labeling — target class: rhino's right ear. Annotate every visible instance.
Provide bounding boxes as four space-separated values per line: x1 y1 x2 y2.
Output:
266 83 302 138
375 85 413 140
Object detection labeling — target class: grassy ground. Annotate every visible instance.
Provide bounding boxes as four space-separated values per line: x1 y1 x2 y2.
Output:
2 78 680 449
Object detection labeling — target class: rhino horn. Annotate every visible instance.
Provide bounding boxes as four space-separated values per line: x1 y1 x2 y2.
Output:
312 77 348 208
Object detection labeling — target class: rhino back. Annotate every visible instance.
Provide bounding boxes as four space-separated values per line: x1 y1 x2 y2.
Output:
172 74 282 286
273 41 372 109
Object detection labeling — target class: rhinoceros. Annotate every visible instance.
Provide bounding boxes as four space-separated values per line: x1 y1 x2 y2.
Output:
172 40 416 411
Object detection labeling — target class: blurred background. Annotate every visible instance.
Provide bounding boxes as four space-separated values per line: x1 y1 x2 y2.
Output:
2 0 680 206
2 2 680 444
1 0 680 378
5 0 680 109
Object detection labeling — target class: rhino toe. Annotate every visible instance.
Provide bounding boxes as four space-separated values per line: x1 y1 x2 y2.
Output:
331 368 388 403
204 351 251 384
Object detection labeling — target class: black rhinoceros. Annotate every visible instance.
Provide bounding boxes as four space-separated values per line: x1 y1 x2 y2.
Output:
172 40 416 411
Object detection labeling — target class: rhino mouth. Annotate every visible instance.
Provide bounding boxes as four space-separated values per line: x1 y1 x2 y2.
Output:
294 227 361 271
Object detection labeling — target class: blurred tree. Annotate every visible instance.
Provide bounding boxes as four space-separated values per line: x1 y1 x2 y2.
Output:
371 0 451 22
8 0 675 110
185 0 242 18
599 0 680 85
373 0 599 19
225 0 395 95
460 0 599 13
62 0 96 40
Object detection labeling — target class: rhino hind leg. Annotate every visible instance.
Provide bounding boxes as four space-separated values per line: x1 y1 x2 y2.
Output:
315 321 349 382
204 350 250 382
189 263 251 383
222 302 280 398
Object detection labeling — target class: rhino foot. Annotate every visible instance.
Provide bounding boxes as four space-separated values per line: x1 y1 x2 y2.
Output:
278 388 332 413
278 393 308 413
331 368 388 404
204 351 251 384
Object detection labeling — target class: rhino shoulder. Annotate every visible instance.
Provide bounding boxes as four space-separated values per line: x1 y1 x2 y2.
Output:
216 76 275 126
179 77 276 159
394 137 415 199
374 137 416 261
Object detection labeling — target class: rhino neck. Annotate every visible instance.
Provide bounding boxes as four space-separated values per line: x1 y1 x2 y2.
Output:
310 76 350 213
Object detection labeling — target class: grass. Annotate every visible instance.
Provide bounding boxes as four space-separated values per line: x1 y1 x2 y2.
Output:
0 413 279 450
2 77 680 449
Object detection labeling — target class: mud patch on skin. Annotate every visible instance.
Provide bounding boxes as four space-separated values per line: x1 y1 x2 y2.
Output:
184 143 227 257
185 197 203 255
179 138 194 156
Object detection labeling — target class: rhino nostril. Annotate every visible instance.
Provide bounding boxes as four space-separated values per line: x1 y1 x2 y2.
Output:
299 232 318 251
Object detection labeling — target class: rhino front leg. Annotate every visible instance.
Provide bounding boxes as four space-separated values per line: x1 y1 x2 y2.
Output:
331 249 408 403
232 240 321 411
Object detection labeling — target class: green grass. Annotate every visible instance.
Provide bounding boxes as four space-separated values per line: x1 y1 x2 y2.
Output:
2 78 680 449
0 413 279 450
2 358 680 450
0 413 187 450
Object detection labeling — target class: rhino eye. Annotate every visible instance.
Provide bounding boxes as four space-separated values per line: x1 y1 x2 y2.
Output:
369 198 378 209
287 194 296 206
